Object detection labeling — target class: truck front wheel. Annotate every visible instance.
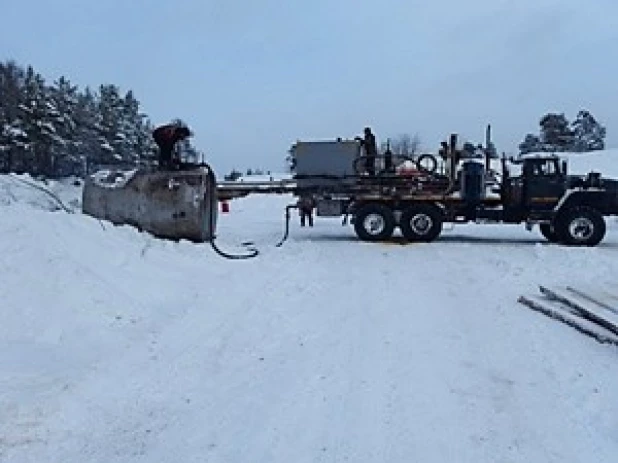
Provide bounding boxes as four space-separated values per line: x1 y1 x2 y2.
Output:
555 207 606 246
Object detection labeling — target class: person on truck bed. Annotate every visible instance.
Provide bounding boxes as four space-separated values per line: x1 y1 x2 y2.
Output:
355 127 378 175
152 122 192 170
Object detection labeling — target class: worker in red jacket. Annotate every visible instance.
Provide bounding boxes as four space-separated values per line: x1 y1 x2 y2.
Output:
152 122 192 169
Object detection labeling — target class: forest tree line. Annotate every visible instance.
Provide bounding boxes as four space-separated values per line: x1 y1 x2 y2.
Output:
0 59 200 178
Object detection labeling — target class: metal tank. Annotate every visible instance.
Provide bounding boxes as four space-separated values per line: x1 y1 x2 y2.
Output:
82 165 218 242
460 160 486 205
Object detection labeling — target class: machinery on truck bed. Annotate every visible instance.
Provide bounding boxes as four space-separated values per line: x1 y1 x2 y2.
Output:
266 129 618 247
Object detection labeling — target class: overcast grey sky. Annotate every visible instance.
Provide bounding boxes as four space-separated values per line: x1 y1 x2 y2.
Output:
2 0 617 173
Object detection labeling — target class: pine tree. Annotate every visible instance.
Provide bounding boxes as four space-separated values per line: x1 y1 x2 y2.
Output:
117 90 142 163
19 66 63 176
136 118 157 166
519 134 542 155
0 61 27 172
138 119 158 164
539 113 574 152
48 76 80 175
571 110 606 152
73 87 103 173
97 84 125 164
0 59 193 176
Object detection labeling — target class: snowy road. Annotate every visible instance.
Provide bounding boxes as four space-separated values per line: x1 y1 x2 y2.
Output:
2 182 618 462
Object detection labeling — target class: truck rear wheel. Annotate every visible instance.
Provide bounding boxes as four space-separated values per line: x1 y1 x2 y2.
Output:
353 203 396 241
539 223 561 243
400 204 443 242
555 207 606 246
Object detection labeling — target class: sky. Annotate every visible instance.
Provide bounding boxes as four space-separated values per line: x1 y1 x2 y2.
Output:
2 0 618 174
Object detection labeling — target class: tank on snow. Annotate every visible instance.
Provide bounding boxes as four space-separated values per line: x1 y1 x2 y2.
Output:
82 165 218 242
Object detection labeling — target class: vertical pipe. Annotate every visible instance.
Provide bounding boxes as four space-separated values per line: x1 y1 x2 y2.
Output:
485 124 491 171
449 133 458 182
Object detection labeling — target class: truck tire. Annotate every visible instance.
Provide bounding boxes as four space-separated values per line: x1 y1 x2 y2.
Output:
555 206 606 246
400 204 443 242
353 203 396 241
539 223 561 243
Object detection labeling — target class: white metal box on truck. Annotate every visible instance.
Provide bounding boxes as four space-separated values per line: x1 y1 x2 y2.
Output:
290 140 361 187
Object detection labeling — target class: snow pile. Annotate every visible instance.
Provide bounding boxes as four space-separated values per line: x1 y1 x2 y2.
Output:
2 152 618 462
0 174 82 212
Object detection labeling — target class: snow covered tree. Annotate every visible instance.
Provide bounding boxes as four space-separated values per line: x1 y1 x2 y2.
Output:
136 117 158 165
18 66 64 176
0 59 187 176
0 61 27 172
48 76 80 175
97 84 124 164
519 134 542 155
73 87 103 173
539 113 574 152
571 110 606 152
117 90 142 163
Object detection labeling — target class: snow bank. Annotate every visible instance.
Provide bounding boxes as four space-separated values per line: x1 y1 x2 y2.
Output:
0 173 82 212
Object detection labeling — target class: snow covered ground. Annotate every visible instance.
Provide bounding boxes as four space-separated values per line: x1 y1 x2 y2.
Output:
2 151 618 462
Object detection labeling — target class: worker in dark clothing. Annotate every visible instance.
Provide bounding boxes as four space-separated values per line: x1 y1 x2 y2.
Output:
152 122 192 170
355 127 378 175
438 141 449 160
298 195 315 227
383 140 393 173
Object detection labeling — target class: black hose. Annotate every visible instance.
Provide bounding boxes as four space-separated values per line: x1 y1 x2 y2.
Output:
205 167 259 260
276 204 297 247
210 238 259 259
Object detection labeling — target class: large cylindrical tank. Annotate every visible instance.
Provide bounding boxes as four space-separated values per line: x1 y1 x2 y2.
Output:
82 165 218 242
460 160 485 204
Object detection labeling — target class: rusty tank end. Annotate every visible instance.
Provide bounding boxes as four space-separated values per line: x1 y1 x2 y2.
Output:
82 165 218 242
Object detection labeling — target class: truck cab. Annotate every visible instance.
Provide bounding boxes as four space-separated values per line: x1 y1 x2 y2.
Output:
501 155 568 220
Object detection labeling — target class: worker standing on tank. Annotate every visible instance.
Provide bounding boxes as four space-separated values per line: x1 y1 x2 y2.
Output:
152 121 192 170
355 127 378 176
